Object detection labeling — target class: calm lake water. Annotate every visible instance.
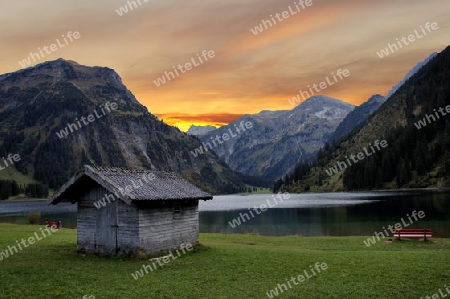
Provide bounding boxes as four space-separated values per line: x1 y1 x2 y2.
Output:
1 190 449 237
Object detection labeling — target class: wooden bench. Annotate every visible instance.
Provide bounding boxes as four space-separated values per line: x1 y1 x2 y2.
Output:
393 228 432 240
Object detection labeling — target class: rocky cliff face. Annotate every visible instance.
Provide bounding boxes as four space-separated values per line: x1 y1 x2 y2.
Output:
186 125 216 137
276 46 450 192
0 59 245 194
200 95 354 181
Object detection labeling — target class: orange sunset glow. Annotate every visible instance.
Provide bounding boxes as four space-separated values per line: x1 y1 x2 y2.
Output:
1 0 449 131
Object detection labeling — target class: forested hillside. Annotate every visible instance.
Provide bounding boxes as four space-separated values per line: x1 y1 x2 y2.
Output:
0 59 246 195
274 46 450 192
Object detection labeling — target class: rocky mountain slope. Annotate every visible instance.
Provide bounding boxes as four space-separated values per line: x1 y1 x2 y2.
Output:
275 46 450 192
186 125 216 137
199 96 354 181
0 59 245 194
329 94 385 142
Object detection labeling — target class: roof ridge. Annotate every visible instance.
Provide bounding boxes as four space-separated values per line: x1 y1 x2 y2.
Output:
48 165 213 205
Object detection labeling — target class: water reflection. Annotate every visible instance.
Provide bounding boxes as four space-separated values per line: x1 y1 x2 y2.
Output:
1 191 449 237
200 191 450 237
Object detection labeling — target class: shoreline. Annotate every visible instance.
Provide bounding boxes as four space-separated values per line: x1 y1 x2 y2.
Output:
1 188 449 216
0 200 76 216
288 187 450 195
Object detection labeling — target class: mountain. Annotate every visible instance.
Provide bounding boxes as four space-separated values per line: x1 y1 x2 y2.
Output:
385 52 438 99
199 95 354 181
275 46 450 192
329 94 385 142
0 59 246 194
186 125 216 137
328 53 438 143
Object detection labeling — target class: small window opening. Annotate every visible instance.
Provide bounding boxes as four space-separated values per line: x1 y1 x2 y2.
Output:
173 206 182 219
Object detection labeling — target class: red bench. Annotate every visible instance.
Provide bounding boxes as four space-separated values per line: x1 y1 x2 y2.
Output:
393 228 432 240
45 219 62 229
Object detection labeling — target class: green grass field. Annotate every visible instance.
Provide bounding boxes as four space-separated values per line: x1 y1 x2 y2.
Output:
0 223 449 299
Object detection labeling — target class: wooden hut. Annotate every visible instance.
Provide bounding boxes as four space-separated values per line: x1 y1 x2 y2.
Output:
48 165 213 256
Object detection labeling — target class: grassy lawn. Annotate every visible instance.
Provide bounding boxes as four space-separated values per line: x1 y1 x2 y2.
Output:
0 224 449 299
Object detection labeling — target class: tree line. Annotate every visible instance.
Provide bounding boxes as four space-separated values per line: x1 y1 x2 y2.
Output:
0 180 49 200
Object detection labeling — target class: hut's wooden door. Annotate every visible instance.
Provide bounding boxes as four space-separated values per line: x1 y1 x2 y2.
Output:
95 199 118 254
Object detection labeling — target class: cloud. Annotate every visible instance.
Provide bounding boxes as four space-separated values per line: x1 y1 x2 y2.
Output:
157 113 245 125
0 0 449 128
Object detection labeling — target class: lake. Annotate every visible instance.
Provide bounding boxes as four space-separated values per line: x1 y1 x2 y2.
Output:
1 190 449 237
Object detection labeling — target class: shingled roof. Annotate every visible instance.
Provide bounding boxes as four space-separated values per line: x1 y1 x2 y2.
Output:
48 165 213 205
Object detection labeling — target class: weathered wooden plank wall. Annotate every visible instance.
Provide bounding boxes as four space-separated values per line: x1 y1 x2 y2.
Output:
77 185 200 256
77 186 101 253
138 201 199 255
78 186 140 255
117 199 140 254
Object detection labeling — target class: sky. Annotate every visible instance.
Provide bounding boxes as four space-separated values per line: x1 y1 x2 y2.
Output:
1 0 449 131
